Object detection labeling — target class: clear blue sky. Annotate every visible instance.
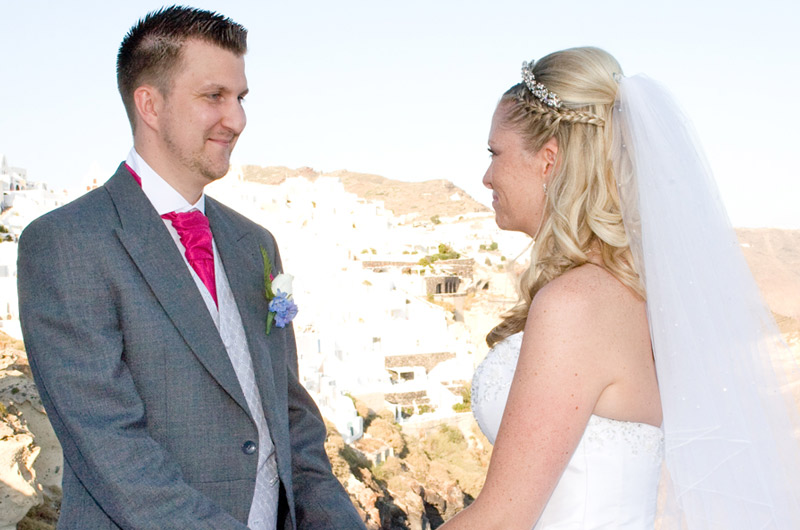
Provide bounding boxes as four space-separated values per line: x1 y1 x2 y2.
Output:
2 0 798 227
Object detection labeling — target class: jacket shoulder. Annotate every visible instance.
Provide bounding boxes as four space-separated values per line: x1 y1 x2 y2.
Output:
20 186 116 243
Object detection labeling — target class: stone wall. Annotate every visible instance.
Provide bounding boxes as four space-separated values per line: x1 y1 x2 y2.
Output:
384 390 428 406
385 352 456 374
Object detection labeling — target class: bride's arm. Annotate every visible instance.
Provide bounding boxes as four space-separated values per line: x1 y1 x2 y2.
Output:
441 270 621 530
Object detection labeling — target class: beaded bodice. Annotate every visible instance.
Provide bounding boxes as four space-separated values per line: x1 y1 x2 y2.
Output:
471 332 664 529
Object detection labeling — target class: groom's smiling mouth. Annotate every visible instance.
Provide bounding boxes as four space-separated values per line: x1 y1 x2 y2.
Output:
207 136 236 148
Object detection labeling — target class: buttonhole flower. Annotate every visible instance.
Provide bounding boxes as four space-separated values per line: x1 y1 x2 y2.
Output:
260 245 298 335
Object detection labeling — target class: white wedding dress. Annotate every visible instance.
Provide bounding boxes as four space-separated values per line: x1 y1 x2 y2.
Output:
472 332 664 529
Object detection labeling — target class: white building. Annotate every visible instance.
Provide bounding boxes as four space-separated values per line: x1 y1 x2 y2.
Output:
0 155 68 237
0 154 28 194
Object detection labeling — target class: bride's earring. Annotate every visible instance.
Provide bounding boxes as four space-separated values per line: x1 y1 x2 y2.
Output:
543 182 548 195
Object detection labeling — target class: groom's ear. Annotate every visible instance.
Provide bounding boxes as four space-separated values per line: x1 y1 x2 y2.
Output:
132 84 163 133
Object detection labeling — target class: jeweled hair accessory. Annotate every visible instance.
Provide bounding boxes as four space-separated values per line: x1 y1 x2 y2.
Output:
521 60 562 109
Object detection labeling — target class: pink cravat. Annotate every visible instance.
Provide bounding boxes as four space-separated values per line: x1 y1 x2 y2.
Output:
161 210 218 306
126 164 217 306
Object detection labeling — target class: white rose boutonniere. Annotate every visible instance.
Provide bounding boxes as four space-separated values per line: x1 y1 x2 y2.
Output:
271 273 294 297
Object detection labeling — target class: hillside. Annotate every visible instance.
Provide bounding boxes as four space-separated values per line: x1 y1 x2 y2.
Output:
239 164 799 334
240 165 490 220
736 228 800 323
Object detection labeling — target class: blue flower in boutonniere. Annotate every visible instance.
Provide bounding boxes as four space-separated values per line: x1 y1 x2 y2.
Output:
260 246 298 335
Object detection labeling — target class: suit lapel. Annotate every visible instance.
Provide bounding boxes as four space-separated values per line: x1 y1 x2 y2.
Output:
104 165 250 415
205 199 284 435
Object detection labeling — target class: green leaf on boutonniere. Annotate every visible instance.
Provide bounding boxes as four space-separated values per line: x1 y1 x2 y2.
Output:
266 311 275 336
260 245 274 300
261 245 275 335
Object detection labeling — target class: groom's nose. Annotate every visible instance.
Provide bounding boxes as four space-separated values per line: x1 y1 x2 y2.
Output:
221 99 247 136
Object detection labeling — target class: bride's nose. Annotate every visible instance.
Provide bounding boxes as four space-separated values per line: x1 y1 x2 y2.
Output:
483 167 493 189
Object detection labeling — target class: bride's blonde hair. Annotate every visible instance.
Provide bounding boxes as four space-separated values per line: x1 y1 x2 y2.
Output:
487 47 643 347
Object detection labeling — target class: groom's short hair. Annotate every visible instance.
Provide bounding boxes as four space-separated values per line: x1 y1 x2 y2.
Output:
116 5 248 131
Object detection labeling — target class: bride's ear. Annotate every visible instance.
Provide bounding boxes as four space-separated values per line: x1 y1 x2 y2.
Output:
542 137 559 178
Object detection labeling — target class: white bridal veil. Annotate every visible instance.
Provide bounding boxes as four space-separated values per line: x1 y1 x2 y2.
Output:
611 75 800 528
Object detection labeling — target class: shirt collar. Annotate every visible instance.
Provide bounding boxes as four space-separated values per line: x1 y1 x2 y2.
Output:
126 147 205 215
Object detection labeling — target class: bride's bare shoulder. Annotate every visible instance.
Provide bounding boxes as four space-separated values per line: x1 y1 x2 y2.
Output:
529 263 646 337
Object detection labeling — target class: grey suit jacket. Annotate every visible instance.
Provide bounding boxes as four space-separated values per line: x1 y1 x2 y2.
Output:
17 163 365 529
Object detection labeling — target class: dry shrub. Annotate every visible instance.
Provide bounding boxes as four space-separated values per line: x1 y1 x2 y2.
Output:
373 456 404 483
366 418 406 455
421 425 487 499
0 330 25 352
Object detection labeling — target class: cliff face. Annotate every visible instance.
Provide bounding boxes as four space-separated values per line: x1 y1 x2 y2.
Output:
325 410 491 530
0 331 61 530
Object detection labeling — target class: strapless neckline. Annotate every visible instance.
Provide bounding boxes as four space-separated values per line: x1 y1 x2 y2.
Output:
586 414 662 437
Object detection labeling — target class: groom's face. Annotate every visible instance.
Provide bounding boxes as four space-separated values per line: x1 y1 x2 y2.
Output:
157 38 249 187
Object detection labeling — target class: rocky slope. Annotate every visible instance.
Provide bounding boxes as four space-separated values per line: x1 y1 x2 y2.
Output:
0 331 61 530
325 407 491 530
737 228 800 323
240 165 490 221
